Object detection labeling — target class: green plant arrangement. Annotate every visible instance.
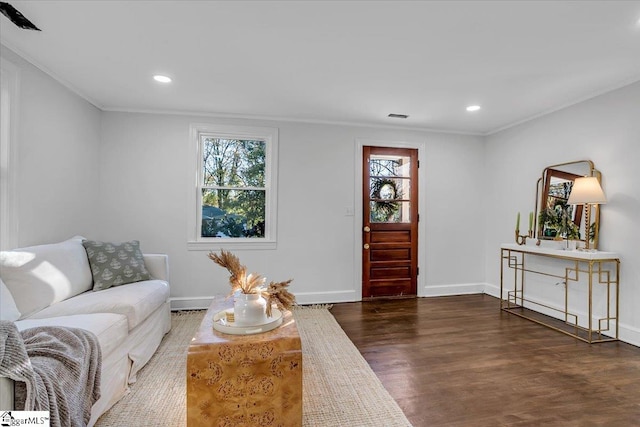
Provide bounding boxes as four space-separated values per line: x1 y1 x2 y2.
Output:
370 178 402 221
538 206 579 239
558 210 580 240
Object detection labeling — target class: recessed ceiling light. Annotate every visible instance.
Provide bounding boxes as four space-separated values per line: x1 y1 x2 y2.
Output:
388 113 409 119
153 75 172 83
466 105 481 112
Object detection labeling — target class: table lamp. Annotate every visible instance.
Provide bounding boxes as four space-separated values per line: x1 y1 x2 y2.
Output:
567 176 607 250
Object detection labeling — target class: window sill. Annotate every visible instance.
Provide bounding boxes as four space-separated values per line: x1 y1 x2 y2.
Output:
187 240 277 251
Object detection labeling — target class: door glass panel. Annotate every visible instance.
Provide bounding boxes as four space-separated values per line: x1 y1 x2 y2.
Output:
369 154 411 223
369 155 411 178
370 201 411 223
370 178 410 200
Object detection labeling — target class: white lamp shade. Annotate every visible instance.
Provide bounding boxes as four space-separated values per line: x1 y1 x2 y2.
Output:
567 176 607 205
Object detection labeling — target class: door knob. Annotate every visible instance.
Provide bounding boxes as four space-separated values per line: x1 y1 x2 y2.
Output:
364 226 371 232
363 243 370 250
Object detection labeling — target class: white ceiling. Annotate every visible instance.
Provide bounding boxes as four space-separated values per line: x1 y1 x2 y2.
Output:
1 1 640 135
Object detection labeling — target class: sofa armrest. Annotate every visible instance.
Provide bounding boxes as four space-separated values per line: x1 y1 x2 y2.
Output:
143 254 169 282
0 376 14 409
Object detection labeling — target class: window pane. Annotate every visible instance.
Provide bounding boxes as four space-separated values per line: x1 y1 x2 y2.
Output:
202 138 265 187
370 201 411 223
201 189 265 238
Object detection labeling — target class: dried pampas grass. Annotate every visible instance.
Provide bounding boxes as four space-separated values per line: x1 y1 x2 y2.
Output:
208 250 296 314
208 250 264 295
262 279 295 316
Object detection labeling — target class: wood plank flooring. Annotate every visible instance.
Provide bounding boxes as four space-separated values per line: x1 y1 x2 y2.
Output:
330 294 640 427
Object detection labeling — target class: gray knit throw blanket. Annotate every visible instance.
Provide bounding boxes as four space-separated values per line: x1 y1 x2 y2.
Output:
0 320 102 427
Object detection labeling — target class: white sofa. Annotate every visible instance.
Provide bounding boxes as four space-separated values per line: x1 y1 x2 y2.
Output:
0 236 171 426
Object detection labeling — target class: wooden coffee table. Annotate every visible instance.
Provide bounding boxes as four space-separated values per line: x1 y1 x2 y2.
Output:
186 297 302 426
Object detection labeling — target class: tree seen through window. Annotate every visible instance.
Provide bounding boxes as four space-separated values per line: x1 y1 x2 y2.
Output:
201 137 266 238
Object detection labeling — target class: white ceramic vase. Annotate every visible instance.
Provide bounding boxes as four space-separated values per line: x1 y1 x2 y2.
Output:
233 293 268 326
565 239 577 251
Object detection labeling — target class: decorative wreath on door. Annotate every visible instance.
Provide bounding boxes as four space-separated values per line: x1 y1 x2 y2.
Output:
371 178 402 219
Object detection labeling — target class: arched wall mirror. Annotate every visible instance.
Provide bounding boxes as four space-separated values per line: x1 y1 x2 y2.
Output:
535 160 602 249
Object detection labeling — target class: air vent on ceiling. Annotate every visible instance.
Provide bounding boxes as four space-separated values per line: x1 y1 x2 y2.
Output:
388 113 409 119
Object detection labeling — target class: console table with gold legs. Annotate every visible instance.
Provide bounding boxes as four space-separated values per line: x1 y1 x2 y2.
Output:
500 243 620 343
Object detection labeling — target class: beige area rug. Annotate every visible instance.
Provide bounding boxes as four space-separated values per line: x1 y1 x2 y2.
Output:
96 308 412 427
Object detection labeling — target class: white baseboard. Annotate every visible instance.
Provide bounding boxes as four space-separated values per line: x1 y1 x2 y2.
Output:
293 290 358 305
170 286 486 309
170 296 214 311
420 282 487 297
618 324 640 348
169 285 640 348
169 290 358 311
483 283 502 299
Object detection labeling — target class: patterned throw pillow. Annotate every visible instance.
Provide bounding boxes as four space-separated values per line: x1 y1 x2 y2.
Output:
82 240 151 291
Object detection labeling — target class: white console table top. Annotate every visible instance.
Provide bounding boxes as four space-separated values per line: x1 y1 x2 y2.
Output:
501 243 619 260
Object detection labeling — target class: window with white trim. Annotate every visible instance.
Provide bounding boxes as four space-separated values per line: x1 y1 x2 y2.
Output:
188 124 278 250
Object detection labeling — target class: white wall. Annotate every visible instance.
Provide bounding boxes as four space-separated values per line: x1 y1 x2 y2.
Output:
98 112 485 307
484 81 640 345
5 43 638 344
1 42 487 309
0 46 101 247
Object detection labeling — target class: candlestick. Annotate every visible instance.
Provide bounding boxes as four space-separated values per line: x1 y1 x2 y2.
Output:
528 211 533 233
516 212 520 231
515 230 529 245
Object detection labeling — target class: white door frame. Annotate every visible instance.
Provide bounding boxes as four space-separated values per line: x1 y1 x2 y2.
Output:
353 138 427 300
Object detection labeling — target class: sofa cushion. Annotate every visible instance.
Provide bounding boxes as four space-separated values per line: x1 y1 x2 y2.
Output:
26 280 170 331
0 278 21 321
0 236 93 318
15 313 129 359
82 240 151 291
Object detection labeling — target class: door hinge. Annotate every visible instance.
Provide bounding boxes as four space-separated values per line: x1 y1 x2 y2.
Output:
417 267 420 275
417 160 420 168
417 213 420 222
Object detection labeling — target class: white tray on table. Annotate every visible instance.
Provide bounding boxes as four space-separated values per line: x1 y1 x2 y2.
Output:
213 308 283 335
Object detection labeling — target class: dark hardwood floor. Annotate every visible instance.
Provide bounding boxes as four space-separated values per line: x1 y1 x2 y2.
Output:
330 294 640 427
